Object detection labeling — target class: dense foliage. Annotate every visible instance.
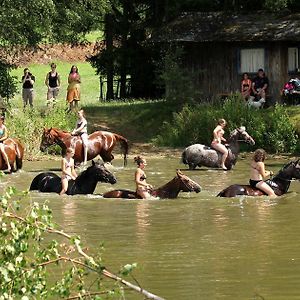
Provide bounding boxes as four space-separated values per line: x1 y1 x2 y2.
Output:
155 95 298 153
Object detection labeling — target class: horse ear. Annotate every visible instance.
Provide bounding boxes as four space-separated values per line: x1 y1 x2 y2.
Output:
176 169 183 176
92 160 95 166
238 126 246 132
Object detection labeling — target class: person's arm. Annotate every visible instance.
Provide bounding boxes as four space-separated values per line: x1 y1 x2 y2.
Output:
68 74 72 84
45 73 49 87
72 119 86 135
57 73 61 87
262 83 268 91
22 76 27 84
252 81 257 94
71 160 77 179
29 75 35 86
0 127 8 141
61 159 74 178
135 170 149 187
258 162 272 178
76 74 81 83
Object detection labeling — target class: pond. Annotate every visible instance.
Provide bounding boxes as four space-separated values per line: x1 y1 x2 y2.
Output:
4 156 300 300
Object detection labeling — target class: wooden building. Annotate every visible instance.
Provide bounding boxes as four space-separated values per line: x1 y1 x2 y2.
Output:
154 12 300 102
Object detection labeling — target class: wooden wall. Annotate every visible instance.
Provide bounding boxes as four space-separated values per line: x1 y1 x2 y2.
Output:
182 41 290 102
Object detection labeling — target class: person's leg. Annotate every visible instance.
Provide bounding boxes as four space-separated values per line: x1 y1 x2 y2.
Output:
211 143 228 170
81 135 88 165
256 181 277 197
22 89 28 109
0 143 11 172
29 89 34 108
60 178 68 195
137 188 151 199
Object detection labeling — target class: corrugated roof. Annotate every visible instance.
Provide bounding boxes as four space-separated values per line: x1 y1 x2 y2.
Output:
153 11 300 42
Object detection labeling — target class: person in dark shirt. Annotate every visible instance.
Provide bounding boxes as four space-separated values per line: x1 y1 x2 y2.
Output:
21 68 35 108
45 63 60 106
248 69 269 108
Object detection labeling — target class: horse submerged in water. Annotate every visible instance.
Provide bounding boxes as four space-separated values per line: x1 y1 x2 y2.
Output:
30 160 117 195
182 126 255 170
40 127 129 166
0 138 24 172
103 170 201 199
217 160 300 197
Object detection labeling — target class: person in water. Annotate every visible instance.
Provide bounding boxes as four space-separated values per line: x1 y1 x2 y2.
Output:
249 148 276 197
0 116 11 172
134 156 153 199
60 147 77 195
211 118 228 170
71 109 88 165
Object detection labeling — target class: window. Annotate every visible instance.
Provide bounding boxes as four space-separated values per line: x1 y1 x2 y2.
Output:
240 48 265 73
288 47 299 72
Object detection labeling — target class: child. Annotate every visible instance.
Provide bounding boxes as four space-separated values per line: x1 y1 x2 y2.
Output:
60 147 77 195
249 149 276 197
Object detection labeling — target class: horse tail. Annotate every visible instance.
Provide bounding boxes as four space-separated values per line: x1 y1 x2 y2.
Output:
114 134 129 167
13 140 24 170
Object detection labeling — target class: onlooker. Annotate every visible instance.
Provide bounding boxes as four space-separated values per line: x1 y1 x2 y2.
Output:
66 65 81 112
241 72 252 101
45 63 60 105
22 68 35 108
248 68 269 108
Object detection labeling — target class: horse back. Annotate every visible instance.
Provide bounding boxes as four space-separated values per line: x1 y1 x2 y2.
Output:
103 189 138 199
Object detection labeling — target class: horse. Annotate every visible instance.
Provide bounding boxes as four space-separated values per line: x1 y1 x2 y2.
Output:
0 138 24 172
103 170 201 199
181 126 255 170
40 127 129 166
30 160 117 195
217 159 300 197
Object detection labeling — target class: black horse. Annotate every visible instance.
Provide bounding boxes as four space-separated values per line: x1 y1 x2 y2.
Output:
217 160 300 197
30 161 117 195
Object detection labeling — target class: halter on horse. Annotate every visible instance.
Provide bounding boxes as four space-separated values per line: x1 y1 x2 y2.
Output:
103 170 201 199
217 159 300 197
40 127 129 166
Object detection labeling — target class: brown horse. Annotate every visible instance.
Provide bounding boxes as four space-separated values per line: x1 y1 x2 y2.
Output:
40 127 129 166
103 170 201 199
217 160 300 197
0 138 24 172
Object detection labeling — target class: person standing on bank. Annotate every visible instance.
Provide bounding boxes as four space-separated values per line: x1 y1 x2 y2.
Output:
66 65 81 112
45 63 60 106
22 68 35 109
72 109 88 165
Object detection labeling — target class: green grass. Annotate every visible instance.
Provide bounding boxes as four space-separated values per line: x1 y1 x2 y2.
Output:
84 30 104 42
10 61 100 108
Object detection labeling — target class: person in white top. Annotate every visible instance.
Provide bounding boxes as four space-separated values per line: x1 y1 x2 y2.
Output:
60 147 77 195
72 109 88 165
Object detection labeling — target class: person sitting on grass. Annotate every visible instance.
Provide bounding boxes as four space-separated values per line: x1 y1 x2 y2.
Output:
249 148 276 198
60 147 77 195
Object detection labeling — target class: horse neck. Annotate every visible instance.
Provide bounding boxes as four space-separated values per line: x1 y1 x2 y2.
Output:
53 130 72 149
75 169 98 193
272 170 292 194
227 135 240 155
153 177 181 198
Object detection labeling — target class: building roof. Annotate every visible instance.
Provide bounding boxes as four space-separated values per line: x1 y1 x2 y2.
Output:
153 11 300 42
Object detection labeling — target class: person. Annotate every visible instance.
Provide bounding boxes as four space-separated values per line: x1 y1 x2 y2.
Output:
22 68 35 108
241 73 252 101
66 65 81 112
249 148 276 197
45 63 60 106
71 109 89 165
60 147 77 195
248 68 269 108
134 156 153 199
0 116 11 172
211 118 228 170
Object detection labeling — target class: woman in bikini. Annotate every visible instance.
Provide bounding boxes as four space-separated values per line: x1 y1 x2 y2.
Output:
72 109 88 165
60 147 77 195
241 72 252 101
0 116 11 172
134 156 153 199
211 118 228 170
250 148 276 197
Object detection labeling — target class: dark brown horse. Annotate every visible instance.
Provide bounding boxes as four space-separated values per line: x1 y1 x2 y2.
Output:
40 127 129 166
0 138 24 172
217 160 300 197
103 170 201 199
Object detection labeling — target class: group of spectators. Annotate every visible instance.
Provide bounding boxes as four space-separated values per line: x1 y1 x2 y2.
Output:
21 63 81 111
240 68 269 108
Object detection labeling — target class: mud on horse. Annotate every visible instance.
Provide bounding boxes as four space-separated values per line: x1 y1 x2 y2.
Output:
40 128 129 166
217 159 300 197
0 138 24 172
103 170 201 199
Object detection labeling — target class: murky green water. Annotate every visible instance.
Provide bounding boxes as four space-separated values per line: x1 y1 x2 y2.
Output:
4 156 300 299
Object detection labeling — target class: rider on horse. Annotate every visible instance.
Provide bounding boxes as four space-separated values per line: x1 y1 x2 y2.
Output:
60 147 77 195
0 116 11 172
134 156 153 199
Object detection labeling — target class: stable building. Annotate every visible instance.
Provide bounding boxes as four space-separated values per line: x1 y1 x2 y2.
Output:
155 11 300 102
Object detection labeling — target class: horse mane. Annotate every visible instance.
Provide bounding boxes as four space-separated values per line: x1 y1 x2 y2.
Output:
50 128 70 134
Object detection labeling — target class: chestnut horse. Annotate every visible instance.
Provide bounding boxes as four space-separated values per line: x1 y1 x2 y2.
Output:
40 127 129 166
217 160 300 197
103 170 201 199
0 138 24 172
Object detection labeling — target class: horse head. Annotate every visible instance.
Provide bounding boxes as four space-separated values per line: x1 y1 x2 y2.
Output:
229 126 255 146
176 170 201 193
280 159 300 180
40 127 56 151
87 160 117 184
